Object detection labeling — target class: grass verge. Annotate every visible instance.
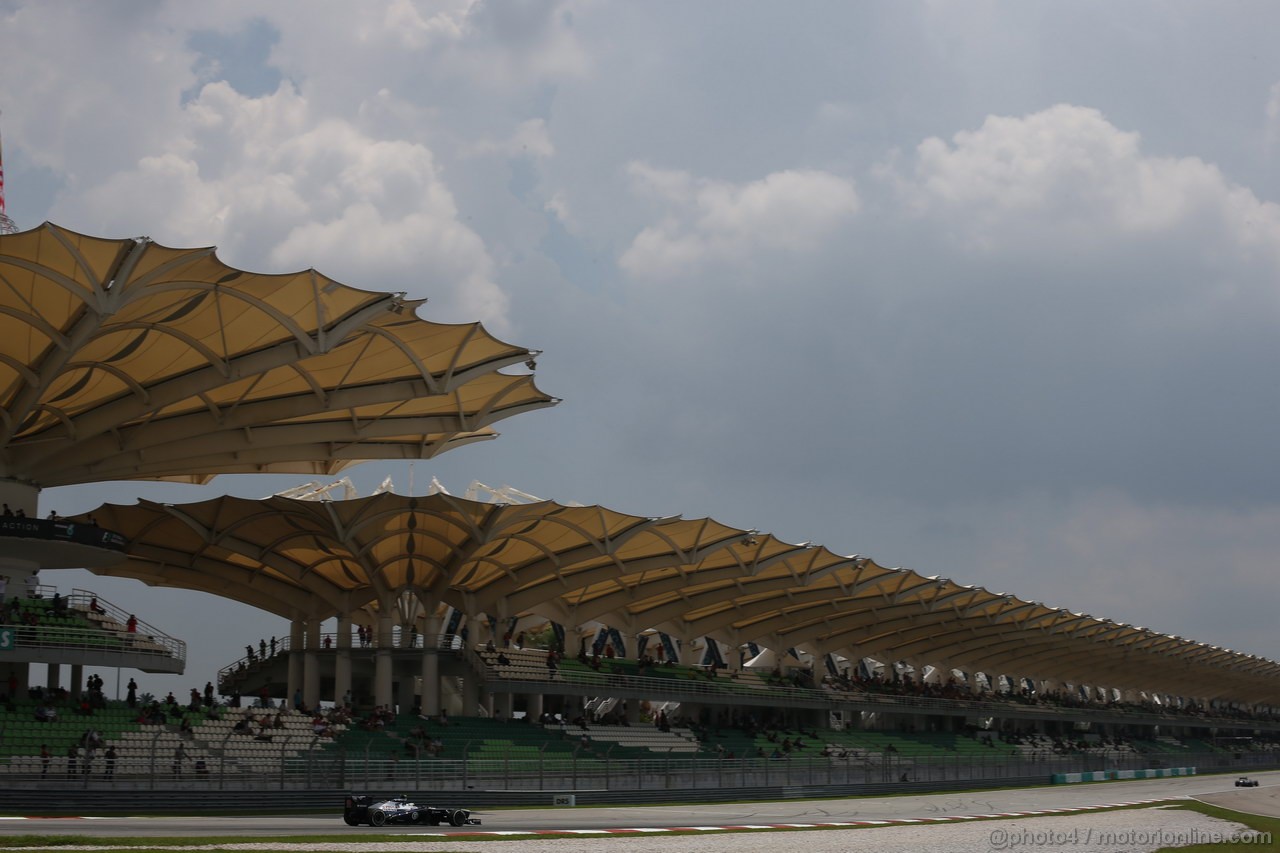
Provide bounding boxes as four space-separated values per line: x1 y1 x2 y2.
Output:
1153 801 1278 852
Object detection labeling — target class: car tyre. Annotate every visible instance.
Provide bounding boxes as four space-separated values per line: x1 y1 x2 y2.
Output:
449 809 468 827
409 810 420 824
370 809 387 827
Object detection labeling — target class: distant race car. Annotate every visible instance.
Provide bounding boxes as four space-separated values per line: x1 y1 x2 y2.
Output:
343 794 481 827
1235 777 1260 787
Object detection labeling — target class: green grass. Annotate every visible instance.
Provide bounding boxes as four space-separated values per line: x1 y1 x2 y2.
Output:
1153 801 1278 852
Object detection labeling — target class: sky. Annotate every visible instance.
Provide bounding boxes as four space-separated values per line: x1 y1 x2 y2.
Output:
3 0 1280 700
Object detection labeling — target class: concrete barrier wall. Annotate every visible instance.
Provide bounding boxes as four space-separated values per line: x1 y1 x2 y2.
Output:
1053 766 1196 784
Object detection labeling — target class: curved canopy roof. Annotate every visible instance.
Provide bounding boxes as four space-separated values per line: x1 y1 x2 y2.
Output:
79 492 1280 705
0 223 556 486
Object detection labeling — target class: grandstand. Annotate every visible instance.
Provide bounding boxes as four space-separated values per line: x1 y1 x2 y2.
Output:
2 223 1279 796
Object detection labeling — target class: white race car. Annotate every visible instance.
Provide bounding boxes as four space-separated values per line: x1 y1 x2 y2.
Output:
343 794 481 827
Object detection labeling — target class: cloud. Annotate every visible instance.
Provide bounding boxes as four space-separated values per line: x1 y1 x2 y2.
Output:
70 81 507 330
619 163 860 278
466 118 555 160
1267 81 1280 150
889 104 1280 265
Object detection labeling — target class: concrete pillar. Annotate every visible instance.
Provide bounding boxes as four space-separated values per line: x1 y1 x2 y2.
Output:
303 618 321 710
334 614 352 706
70 664 83 699
527 692 544 721
375 612 394 709
498 691 515 720
287 619 304 705
47 663 60 690
420 614 441 716
462 670 480 716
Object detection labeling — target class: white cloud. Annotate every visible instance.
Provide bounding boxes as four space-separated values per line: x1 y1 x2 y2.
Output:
380 0 473 50
466 118 555 160
72 80 507 330
619 164 859 278
1267 81 1280 148
890 104 1280 265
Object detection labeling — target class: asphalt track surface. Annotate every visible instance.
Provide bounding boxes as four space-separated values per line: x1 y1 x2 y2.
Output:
0 770 1274 838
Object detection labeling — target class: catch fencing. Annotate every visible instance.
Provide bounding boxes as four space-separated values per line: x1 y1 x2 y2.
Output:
3 741 1276 793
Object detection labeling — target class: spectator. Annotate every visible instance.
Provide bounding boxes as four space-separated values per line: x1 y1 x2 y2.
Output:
104 745 117 779
66 743 78 777
126 614 137 633
40 744 50 776
126 678 138 708
88 597 105 615
172 743 186 776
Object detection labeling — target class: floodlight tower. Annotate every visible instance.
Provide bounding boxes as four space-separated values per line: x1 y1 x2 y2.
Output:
0 114 16 235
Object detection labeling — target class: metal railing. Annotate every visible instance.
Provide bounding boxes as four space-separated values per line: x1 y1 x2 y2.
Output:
217 632 463 690
470 655 1277 731
0 746 1272 791
0 586 185 665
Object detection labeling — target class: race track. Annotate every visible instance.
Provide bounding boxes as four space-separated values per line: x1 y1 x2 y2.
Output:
0 770 1272 838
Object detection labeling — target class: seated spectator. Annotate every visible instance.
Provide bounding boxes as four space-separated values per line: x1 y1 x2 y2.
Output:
88 597 105 615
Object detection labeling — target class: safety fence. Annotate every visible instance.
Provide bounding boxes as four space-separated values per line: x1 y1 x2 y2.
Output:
1 744 1275 793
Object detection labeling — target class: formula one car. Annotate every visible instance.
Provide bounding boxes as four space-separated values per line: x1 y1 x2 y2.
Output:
1235 777 1260 787
343 794 481 827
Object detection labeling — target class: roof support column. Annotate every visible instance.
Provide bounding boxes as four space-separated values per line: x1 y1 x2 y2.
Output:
303 618 321 711
334 614 352 706
679 637 701 666
287 619 303 707
462 668 480 717
375 611 394 710
420 613 441 717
